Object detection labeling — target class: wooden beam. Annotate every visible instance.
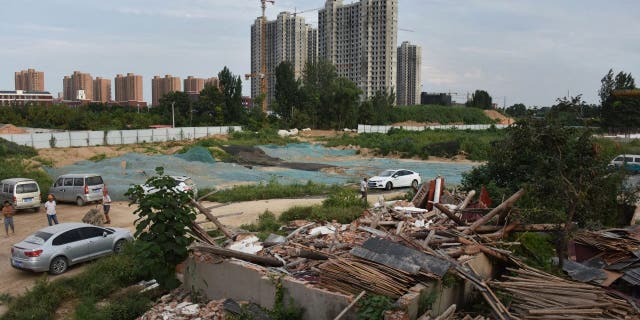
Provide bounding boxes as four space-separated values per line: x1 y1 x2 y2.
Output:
463 189 525 235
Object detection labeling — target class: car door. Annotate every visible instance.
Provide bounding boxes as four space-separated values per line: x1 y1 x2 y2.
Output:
50 178 64 200
78 226 113 258
61 178 74 202
51 229 92 264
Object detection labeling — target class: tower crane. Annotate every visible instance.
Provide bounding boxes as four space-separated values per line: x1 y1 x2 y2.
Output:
245 0 274 112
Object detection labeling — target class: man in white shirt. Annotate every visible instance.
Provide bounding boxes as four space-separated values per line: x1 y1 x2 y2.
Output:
44 194 59 226
360 177 368 206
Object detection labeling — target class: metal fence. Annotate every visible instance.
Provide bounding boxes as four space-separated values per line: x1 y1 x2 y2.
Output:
357 124 509 134
0 126 242 149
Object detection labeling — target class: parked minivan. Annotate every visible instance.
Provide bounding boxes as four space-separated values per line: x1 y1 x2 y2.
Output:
610 154 640 174
0 178 41 212
49 174 105 206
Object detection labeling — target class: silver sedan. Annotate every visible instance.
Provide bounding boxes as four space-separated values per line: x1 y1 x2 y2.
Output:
10 222 133 274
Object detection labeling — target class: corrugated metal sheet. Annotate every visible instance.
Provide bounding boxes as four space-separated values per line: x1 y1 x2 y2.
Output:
350 237 451 277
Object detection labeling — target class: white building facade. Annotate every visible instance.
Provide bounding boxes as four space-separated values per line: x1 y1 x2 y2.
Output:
318 0 398 100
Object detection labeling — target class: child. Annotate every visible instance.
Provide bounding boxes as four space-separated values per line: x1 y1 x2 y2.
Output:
2 201 14 236
102 189 112 224
44 194 59 226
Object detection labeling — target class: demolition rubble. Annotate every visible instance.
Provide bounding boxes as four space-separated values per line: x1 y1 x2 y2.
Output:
162 178 640 319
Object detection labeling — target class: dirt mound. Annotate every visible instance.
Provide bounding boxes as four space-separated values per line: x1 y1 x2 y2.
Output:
221 145 335 171
483 110 514 125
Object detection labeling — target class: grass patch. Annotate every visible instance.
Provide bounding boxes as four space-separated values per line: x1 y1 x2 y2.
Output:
279 188 364 224
2 248 151 320
325 128 504 161
240 211 283 240
0 138 38 158
202 180 342 203
386 105 496 125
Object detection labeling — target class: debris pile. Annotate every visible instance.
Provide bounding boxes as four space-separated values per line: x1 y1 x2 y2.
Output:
82 207 105 226
491 265 637 319
182 177 639 319
137 289 226 320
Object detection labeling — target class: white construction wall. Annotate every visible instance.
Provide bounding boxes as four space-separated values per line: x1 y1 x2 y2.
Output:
0 126 242 149
358 124 509 134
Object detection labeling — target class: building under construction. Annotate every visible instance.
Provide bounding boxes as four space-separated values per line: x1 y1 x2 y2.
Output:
250 4 317 109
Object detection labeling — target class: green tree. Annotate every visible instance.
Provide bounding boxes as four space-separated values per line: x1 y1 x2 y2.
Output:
505 103 527 118
218 66 246 124
126 168 197 289
153 91 192 127
196 84 225 125
461 119 626 262
274 61 300 123
300 59 338 128
466 90 493 109
329 77 362 129
599 69 615 106
547 95 590 126
614 71 636 90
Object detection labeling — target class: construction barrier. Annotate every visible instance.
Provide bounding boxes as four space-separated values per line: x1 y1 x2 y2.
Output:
0 126 242 149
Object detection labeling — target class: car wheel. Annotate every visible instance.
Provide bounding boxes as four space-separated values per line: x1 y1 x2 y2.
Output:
49 256 68 275
411 180 419 189
385 182 393 190
76 197 85 206
113 240 126 254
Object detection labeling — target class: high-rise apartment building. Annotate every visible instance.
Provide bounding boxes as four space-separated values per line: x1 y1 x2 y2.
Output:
318 0 398 99
114 73 143 103
397 41 421 106
183 76 220 94
251 12 317 105
15 69 45 92
93 77 112 103
151 75 181 106
63 71 93 101
184 76 205 94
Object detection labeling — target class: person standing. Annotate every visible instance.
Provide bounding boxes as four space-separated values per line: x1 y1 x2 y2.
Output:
2 201 15 236
360 177 368 206
102 189 112 224
44 194 59 226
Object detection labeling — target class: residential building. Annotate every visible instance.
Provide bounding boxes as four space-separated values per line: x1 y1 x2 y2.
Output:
15 69 45 92
93 77 111 103
397 41 422 106
0 90 53 106
63 71 93 101
151 75 181 106
114 73 143 103
184 76 205 94
251 12 317 105
318 0 398 99
308 28 318 65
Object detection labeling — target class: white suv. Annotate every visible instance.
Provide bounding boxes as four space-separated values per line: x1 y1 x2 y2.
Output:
139 176 198 199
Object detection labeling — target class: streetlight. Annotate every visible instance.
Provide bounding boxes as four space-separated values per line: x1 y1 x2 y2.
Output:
171 102 175 128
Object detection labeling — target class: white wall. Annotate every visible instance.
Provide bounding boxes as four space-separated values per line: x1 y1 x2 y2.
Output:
0 126 242 149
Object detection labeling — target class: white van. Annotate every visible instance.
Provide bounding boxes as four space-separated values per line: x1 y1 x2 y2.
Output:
610 154 640 174
49 174 105 206
0 178 41 212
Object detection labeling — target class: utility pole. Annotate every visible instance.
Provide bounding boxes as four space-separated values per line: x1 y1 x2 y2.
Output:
171 102 175 128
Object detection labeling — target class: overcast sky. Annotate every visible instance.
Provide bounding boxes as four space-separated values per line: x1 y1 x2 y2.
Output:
1 0 638 107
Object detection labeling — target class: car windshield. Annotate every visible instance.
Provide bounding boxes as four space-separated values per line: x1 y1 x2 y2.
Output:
25 231 53 245
378 170 395 177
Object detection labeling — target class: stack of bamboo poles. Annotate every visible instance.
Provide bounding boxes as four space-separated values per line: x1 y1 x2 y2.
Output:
490 266 638 319
318 257 415 298
574 231 640 265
